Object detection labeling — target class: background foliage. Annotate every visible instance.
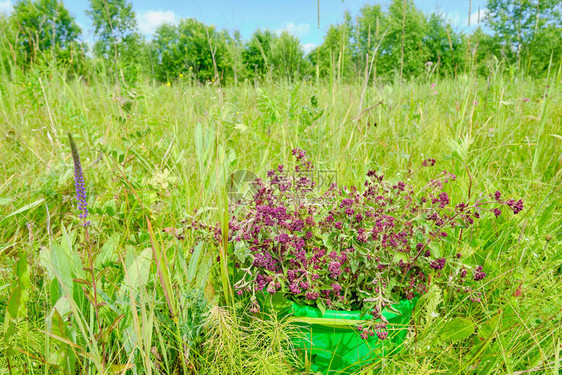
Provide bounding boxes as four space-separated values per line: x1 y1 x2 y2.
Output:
0 0 560 84
0 0 561 374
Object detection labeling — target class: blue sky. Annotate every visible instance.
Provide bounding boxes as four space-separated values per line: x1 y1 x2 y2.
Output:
0 0 488 52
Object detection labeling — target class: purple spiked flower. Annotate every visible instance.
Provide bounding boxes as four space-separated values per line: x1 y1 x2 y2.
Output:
68 134 89 226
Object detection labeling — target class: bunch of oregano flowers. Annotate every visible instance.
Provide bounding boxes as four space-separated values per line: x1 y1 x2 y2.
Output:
191 149 523 340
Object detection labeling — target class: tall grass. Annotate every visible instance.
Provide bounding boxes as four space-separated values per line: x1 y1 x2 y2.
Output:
0 67 561 373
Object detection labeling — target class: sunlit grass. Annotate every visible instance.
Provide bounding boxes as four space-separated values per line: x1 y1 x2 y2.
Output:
0 68 561 373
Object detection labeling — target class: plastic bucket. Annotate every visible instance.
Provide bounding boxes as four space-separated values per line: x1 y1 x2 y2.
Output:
287 298 417 374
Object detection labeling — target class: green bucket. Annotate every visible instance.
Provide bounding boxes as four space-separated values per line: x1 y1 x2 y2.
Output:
287 299 417 374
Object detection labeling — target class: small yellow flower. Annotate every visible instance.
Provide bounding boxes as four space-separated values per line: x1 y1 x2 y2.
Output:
236 112 240 115
166 82 171 87
179 73 183 78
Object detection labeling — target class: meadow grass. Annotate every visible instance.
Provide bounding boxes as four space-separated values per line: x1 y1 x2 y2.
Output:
0 67 561 374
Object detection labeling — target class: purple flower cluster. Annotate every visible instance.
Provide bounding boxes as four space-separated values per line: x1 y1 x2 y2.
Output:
430 258 446 270
473 266 486 281
507 199 524 214
68 133 89 226
190 149 524 341
422 158 436 167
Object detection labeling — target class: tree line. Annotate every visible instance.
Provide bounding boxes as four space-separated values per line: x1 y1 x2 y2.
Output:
0 0 560 84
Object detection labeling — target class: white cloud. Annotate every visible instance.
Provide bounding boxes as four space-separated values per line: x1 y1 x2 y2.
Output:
276 22 311 37
303 43 316 54
0 0 12 13
469 8 488 26
438 8 488 29
138 10 177 36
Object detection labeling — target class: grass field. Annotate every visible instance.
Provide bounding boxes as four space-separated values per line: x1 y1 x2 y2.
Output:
1 68 561 374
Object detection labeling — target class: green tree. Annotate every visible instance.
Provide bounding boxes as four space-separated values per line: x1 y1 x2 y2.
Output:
0 13 16 74
242 29 275 81
485 0 561 68
87 0 140 65
380 0 428 80
10 0 82 67
153 18 232 83
468 27 504 76
227 30 244 84
270 31 307 82
309 18 354 82
525 24 562 73
354 4 388 78
424 12 465 76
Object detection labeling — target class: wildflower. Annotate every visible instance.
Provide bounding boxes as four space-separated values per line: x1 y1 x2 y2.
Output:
305 291 319 300
473 266 486 281
289 283 301 294
331 283 342 293
376 330 388 340
249 299 260 313
506 199 524 214
328 261 342 278
422 158 436 167
493 208 502 217
68 134 89 226
430 258 446 270
513 199 524 214
434 192 449 208
166 82 171 87
494 191 501 201
267 283 277 294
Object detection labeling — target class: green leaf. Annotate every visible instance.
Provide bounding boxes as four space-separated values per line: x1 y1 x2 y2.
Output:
50 308 76 373
43 227 83 298
317 299 327 315
3 249 31 349
96 233 121 268
186 242 204 283
270 292 290 312
392 252 409 264
1 198 45 221
196 253 212 290
233 240 250 263
105 202 116 216
439 317 475 342
123 247 153 291
5 284 22 321
479 312 501 339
